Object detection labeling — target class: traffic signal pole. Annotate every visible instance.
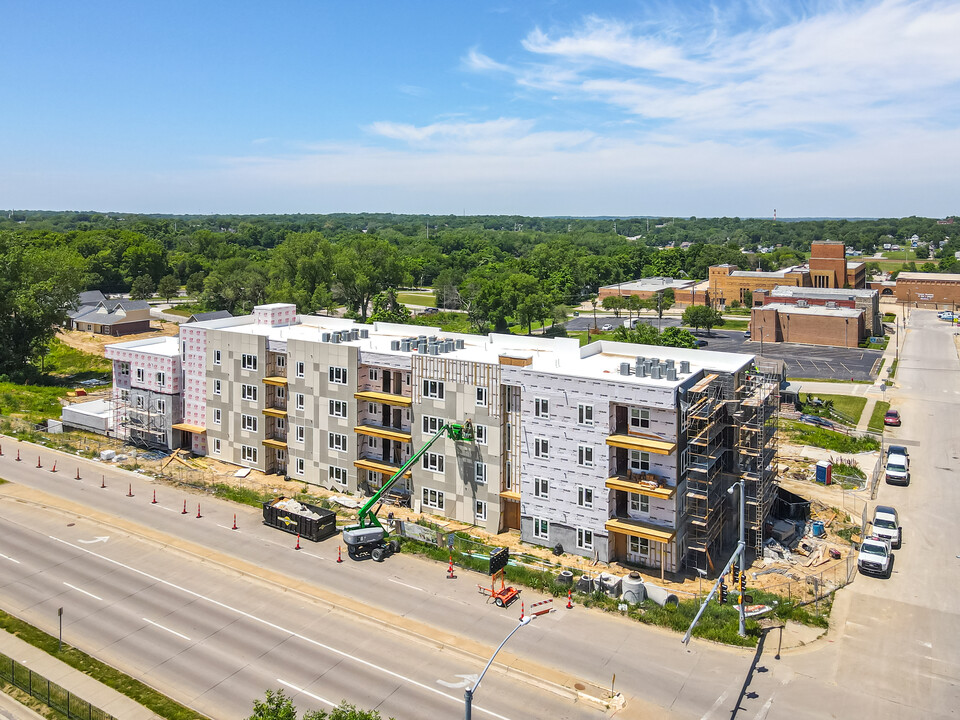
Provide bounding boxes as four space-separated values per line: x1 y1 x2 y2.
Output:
681 546 743 645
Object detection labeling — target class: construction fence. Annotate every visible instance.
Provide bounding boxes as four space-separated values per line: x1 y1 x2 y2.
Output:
754 554 858 618
0 650 116 720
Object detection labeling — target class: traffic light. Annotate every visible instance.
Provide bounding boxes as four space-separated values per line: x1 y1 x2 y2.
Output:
718 579 728 605
739 571 747 594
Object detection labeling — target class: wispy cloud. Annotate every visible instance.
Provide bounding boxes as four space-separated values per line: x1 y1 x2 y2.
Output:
462 48 512 73
366 117 595 154
398 84 427 97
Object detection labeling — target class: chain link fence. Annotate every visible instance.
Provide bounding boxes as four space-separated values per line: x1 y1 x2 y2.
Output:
754 554 857 618
0 650 116 720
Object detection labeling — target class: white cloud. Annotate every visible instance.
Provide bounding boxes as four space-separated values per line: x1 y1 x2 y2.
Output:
462 48 512 73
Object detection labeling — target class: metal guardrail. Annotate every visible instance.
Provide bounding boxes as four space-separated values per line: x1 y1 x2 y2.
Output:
0 650 117 720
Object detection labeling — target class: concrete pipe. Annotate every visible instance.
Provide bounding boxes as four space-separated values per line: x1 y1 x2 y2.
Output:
643 582 679 608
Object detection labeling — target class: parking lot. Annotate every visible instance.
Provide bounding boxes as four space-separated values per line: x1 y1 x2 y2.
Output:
563 316 883 381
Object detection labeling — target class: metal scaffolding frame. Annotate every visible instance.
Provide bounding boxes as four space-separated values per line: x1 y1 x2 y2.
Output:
113 388 169 450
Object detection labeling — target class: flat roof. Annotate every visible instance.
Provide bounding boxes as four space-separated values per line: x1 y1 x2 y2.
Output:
199 308 758 389
770 286 877 299
897 272 960 282
730 266 804 278
601 276 697 292
760 303 861 318
104 336 181 356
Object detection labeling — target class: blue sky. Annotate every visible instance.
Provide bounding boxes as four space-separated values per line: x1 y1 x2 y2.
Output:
2 0 958 217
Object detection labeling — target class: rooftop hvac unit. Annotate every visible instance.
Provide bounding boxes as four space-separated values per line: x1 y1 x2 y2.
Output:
455 339 465 350
826 301 837 309
331 333 341 344
390 340 401 351
445 340 455 353
429 344 440 355
351 329 359 340
636 356 646 364
418 341 428 353
650 357 660 366
650 365 662 380
359 329 369 339
418 335 427 342
400 339 412 352
321 332 331 342
428 335 438 343
620 362 632 376
679 360 691 373
797 300 808 308
637 365 648 377
665 358 675 369
666 367 678 381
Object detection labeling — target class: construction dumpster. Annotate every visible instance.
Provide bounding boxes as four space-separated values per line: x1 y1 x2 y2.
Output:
262 497 337 542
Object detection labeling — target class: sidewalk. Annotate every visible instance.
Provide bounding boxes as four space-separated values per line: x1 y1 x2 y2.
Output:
0 632 162 720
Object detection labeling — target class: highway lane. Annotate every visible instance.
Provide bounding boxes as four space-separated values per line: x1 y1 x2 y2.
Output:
0 446 754 718
0 503 592 720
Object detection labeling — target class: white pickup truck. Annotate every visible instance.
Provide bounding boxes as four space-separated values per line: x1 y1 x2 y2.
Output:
870 505 902 549
857 536 893 578
885 452 910 486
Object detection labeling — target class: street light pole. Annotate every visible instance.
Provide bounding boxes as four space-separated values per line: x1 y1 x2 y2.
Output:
465 616 533 720
728 481 746 638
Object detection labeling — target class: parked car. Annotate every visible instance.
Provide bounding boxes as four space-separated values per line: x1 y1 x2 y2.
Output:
938 311 954 321
871 506 902 549
885 452 910 485
857 536 893 578
421 307 439 315
696 339 708 347
743 330 751 339
601 323 613 331
884 410 902 426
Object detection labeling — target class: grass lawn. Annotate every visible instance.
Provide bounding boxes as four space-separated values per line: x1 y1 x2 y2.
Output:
397 291 436 307
0 384 71 424
788 377 874 384
888 359 899 378
868 401 891 433
720 319 750 331
781 419 880 453
163 306 193 317
799 393 867 426
43 338 111 379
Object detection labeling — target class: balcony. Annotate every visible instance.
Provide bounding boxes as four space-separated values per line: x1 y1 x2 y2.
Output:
604 517 676 544
354 424 412 443
353 456 412 478
262 375 287 387
354 390 412 407
605 473 675 500
262 438 288 450
605 433 676 455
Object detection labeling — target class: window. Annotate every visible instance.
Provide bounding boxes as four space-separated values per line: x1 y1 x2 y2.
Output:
367 436 379 450
475 387 488 407
156 372 165 385
119 389 129 402
422 488 445 510
577 528 594 550
475 500 487 522
534 397 549 419
329 400 348 418
422 415 444 435
211 438 221 454
328 432 348 452
369 368 379 381
577 486 594 509
630 450 651 472
276 417 285 431
630 408 651 430
213 379 221 395
329 465 348 484
213 350 221 366
276 386 286 400
135 395 144 409
241 384 258 402
135 368 144 383
155 399 166 414
241 414 257 432
423 380 445 399
119 363 129 376
329 366 348 384
295 457 305 475
296 361 305 378
295 393 305 411
578 445 594 468
629 493 649 514
629 536 650 555
534 477 549 499
533 517 549 539
276 354 286 369
474 424 488 445
680 447 689 475
241 445 257 463
241 354 257 371
475 462 487 484
578 403 594 426
212 408 221 425
534 437 550 459
295 425 305 443
422 452 444 473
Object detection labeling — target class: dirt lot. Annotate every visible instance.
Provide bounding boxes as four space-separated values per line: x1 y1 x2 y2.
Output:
56 322 179 357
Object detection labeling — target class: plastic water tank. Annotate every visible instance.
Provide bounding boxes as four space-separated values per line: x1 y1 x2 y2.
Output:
599 573 622 598
621 572 646 604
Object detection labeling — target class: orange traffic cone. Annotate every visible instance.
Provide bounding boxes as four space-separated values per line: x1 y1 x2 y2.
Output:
75 467 81 480
337 546 343 563
126 483 134 497
196 503 202 518
50 461 57 473
181 500 188 514
566 589 573 609
152 490 157 504
447 554 456 579
520 601 525 620
232 514 238 530
36 456 42 468
295 534 301 550
100 475 105 488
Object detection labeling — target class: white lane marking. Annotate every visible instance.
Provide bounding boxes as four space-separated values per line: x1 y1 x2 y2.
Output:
920 640 933 649
700 686 731 719
77 536 109 544
752 693 775 720
142 617 191 641
298 550 327 561
216 524 240 532
157 505 176 513
388 578 425 592
49 535 515 720
278 679 334 707
437 673 479 689
63 582 102 601
0 552 20 564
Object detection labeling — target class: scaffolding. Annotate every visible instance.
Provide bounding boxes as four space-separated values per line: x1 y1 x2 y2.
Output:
684 373 727 573
113 388 170 450
734 369 780 556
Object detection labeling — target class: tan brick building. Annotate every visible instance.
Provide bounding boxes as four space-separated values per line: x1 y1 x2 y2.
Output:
751 304 864 348
895 272 960 309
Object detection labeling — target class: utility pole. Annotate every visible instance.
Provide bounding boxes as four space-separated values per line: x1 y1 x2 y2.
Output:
729 481 746 638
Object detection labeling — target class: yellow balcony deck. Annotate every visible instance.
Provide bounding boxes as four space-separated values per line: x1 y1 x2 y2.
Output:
605 434 676 455
262 407 287 418
605 517 676 544
262 376 288 386
354 425 412 443
171 423 206 434
262 438 288 450
605 476 676 500
353 457 412 478
353 390 412 407
499 489 521 501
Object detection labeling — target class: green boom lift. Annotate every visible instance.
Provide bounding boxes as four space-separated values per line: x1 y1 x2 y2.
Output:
342 421 474 561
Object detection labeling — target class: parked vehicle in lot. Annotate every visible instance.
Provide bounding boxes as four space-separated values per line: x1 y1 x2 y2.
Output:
857 536 893 578
601 323 613 331
696 339 708 347
885 452 910 485
871 505 902 548
884 410 902 426
743 330 751 339
938 311 954 321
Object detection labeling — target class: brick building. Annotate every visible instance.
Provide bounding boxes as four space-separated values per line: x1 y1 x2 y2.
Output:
756 286 882 336
895 272 960 309
751 304 864 348
597 277 701 305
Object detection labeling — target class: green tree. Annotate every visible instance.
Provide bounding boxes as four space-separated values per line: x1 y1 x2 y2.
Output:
742 289 753 307
333 236 403 322
156 275 180 302
658 326 698 348
369 288 411 324
129 274 156 300
682 305 725 333
303 700 390 720
612 322 661 345
249 689 298 720
185 271 206 296
601 295 625 317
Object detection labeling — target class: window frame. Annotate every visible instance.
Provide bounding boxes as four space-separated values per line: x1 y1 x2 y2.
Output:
241 354 258 371
421 414 444 435
534 477 549 499
329 465 348 484
213 379 221 396
241 414 258 432
577 528 594 550
475 500 487 522
241 383 258 402
329 366 348 385
534 397 550 419
422 379 445 400
295 457 305 475
213 350 221 366
295 393 305 411
577 403 594 426
328 432 348 452
295 361 305 378
474 461 487 485
211 438 221 454
578 444 594 468
475 386 488 407
534 437 550 459
295 425 305 443
422 452 445 473
473 424 488 445
533 517 549 539
329 399 348 418
630 450 651 472
212 408 221 425
241 445 257 463
577 485 594 509
422 487 445 510
630 407 651 430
